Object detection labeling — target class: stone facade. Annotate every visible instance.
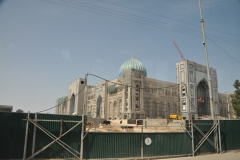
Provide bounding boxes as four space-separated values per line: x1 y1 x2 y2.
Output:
56 58 231 120
83 70 179 120
56 96 67 114
218 92 234 119
176 60 219 119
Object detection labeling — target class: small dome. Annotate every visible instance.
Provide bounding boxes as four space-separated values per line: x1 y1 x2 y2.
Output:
119 57 147 77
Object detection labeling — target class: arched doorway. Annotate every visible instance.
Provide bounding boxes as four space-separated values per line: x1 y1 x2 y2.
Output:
197 79 210 117
70 94 75 115
97 95 102 118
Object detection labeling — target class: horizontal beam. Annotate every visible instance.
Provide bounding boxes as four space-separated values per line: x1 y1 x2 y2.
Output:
23 119 81 123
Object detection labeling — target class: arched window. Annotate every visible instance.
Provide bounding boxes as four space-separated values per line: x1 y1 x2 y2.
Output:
166 103 170 118
135 84 140 111
152 101 157 118
96 95 102 117
172 103 177 114
114 101 118 118
70 94 75 115
97 95 102 117
159 102 164 118
109 102 113 119
144 100 149 118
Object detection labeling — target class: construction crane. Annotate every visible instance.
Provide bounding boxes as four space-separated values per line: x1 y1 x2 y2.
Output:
172 40 186 60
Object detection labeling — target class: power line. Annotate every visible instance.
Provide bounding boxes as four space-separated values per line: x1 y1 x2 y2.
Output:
65 0 240 45
98 0 240 38
207 36 240 65
41 0 201 36
88 73 180 90
41 0 240 46
38 73 179 113
38 73 88 113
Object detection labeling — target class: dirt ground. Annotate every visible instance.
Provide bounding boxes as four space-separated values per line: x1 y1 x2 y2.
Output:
160 150 240 160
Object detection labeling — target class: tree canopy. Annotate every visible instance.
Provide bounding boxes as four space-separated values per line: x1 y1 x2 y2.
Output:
16 109 24 113
231 80 240 118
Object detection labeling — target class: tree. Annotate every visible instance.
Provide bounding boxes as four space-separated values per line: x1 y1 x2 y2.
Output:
231 80 240 118
16 109 24 113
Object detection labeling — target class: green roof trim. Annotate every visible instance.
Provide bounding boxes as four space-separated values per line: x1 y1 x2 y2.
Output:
108 84 116 93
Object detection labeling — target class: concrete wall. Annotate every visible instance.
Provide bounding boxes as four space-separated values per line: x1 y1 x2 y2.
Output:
144 119 167 127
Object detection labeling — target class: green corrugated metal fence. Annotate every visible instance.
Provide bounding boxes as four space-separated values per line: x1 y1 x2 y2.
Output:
143 133 192 157
83 132 192 159
84 133 141 159
0 112 34 159
1 112 240 159
220 120 240 151
192 120 240 155
0 112 82 159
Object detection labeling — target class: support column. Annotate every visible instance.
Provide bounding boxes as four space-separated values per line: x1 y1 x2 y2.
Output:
218 119 222 153
32 113 37 157
191 120 194 157
23 112 30 160
122 88 125 117
80 115 84 160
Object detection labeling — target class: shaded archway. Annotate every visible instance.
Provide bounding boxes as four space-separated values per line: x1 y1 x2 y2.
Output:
70 94 75 115
97 95 102 118
197 79 210 117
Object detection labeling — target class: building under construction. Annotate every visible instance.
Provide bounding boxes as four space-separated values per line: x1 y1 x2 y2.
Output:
56 57 232 120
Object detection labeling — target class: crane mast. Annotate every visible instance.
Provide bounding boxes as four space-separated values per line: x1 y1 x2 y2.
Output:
172 40 186 60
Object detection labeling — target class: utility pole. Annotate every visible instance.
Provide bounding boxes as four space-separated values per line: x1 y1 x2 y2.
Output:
226 92 230 119
199 1 219 153
198 0 214 120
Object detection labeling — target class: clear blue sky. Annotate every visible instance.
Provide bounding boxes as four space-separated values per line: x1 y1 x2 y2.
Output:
0 0 239 113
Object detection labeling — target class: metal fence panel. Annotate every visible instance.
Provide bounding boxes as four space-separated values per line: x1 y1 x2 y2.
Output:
34 114 82 159
192 120 215 154
0 112 34 159
0 112 82 159
83 133 141 159
220 120 240 151
143 132 192 157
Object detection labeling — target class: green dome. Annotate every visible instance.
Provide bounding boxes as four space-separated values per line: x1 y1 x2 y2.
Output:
119 57 147 77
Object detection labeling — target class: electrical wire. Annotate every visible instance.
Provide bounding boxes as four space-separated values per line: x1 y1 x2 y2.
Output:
98 0 240 38
37 73 88 113
207 36 240 65
38 73 179 113
64 0 240 46
37 72 221 119
68 0 240 44
40 0 201 38
40 0 240 46
88 73 180 90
